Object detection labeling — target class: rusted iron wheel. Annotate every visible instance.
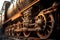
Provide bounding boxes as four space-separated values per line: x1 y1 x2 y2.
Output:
35 10 54 39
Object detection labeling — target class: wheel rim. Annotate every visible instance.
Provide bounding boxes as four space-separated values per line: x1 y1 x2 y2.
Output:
5 22 21 38
14 22 21 38
23 31 30 37
5 25 12 36
35 12 54 39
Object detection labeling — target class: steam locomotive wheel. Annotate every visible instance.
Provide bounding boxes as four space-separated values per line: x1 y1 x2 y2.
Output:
5 26 11 36
35 12 54 39
14 22 21 38
5 22 21 38
5 25 14 36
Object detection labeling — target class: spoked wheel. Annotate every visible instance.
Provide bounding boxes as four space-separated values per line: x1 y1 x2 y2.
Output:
5 26 10 36
23 25 31 38
5 24 16 36
35 11 54 39
5 22 22 38
5 25 12 36
14 22 21 38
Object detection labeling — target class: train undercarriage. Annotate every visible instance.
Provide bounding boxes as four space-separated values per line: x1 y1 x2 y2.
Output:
2 0 58 39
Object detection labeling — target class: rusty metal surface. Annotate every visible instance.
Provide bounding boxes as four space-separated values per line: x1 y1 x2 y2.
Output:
0 0 60 39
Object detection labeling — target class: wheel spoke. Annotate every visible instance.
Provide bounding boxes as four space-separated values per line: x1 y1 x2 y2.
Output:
35 11 54 39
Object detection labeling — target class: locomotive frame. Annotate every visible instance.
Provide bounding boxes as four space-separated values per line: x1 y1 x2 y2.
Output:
1 0 58 39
